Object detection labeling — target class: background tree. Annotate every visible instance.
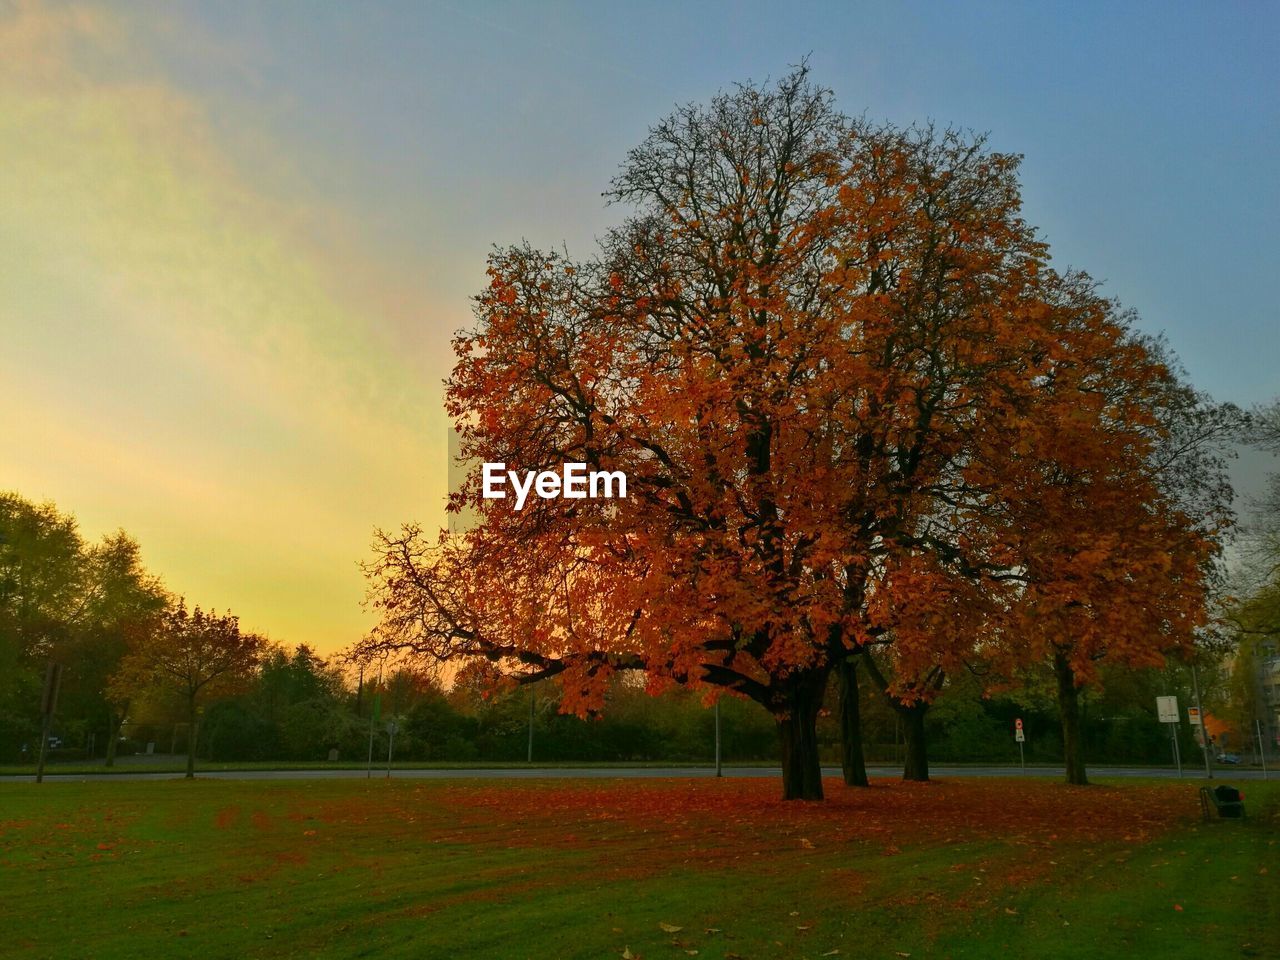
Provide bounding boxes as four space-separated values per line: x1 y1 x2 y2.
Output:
114 600 264 778
1222 399 1280 757
0 493 164 762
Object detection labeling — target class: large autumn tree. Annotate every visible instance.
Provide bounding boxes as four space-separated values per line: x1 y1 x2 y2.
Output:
355 68 1218 799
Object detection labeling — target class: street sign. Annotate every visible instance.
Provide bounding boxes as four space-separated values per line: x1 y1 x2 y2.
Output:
1015 729 1025 743
1188 707 1201 726
1015 717 1023 731
385 720 399 736
1156 696 1179 724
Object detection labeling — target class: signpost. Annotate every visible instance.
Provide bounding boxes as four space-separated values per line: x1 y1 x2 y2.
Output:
1190 663 1213 779
1157 695 1182 777
1014 717 1025 772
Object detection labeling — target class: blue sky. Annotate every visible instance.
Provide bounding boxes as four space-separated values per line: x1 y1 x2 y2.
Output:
166 0 1278 402
2 1 1275 649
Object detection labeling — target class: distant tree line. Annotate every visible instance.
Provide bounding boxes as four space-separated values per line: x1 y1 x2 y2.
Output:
6 422 1276 777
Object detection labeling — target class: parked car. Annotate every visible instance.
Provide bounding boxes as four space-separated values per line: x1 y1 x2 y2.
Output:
1216 753 1242 764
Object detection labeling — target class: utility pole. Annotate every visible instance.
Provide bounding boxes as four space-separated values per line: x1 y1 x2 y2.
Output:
1170 721 1183 778
385 719 397 779
1191 662 1212 779
35 662 61 784
366 662 382 779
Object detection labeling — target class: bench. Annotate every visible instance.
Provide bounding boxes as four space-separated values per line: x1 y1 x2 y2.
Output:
1199 784 1246 821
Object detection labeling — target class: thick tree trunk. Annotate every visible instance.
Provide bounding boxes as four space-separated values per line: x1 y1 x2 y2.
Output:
837 657 869 787
776 669 829 800
861 653 935 782
1054 651 1088 785
900 704 930 782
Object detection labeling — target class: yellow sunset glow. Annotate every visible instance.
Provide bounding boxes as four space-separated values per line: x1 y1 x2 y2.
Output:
1 1 451 652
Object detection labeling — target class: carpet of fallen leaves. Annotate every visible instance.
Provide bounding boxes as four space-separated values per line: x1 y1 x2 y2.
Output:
0 777 1194 876
398 777 1197 919
432 777 1193 853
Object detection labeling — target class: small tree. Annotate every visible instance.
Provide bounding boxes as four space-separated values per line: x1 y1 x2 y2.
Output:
114 600 263 778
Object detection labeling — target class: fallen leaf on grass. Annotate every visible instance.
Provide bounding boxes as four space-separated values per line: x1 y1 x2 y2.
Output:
658 922 682 933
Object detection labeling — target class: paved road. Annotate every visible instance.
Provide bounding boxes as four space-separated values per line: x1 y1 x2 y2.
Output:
2 764 1270 783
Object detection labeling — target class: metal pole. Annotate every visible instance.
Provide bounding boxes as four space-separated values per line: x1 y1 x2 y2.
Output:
1191 662 1212 779
1018 739 1025 772
367 664 381 779
1171 722 1182 778
527 688 534 763
35 662 61 784
1258 719 1270 780
386 722 395 779
35 710 53 784
714 699 722 778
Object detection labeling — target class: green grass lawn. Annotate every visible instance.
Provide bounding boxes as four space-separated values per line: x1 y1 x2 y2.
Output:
0 776 1275 959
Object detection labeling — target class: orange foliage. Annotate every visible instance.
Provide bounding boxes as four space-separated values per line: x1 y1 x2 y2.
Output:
354 69 1218 798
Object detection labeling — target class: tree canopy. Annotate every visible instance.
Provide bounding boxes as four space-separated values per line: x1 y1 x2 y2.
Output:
354 68 1223 799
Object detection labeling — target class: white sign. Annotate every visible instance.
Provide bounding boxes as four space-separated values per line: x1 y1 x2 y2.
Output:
1156 696 1179 724
1015 729 1025 743
1188 707 1201 726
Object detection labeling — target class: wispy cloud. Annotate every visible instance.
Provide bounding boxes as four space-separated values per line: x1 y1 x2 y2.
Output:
1 0 447 651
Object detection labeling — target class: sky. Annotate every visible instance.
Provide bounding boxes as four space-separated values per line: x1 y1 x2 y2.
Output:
2 0 1277 653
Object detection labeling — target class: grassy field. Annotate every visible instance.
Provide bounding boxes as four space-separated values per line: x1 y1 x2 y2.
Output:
0 777 1275 960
